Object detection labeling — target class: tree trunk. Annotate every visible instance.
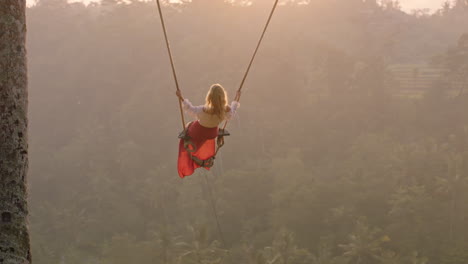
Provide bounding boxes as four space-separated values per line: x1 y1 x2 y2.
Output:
0 0 31 264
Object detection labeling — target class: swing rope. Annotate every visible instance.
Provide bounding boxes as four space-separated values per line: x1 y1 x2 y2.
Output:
217 0 279 152
233 0 279 104
203 173 227 249
155 0 186 130
155 0 279 250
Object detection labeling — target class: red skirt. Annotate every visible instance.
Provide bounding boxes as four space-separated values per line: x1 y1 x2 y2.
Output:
178 121 219 178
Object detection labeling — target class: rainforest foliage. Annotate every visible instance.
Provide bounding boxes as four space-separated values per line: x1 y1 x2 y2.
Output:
28 0 468 263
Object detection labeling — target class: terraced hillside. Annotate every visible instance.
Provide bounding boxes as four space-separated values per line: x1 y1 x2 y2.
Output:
388 64 448 91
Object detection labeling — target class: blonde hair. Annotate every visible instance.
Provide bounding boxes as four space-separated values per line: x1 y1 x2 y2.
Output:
204 84 230 120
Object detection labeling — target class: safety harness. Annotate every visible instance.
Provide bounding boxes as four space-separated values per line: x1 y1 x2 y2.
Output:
178 122 230 168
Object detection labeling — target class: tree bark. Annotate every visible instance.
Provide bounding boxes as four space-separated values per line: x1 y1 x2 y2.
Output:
0 0 31 264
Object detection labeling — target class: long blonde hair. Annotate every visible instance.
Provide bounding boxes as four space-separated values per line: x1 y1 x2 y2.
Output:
204 84 230 120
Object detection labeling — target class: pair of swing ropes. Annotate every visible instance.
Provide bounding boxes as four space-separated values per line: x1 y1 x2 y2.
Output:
155 0 279 249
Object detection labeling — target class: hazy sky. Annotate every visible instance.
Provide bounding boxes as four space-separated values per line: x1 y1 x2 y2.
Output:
27 0 447 12
402 0 446 11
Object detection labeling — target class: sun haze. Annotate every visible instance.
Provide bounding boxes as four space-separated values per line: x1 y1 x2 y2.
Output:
27 0 447 12
10 0 468 263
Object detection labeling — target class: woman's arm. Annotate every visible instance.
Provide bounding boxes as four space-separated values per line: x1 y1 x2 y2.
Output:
231 101 240 114
176 91 203 118
182 99 204 118
226 101 240 120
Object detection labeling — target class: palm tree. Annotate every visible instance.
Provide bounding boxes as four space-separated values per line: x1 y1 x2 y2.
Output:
176 226 228 264
0 0 31 263
409 251 428 264
153 227 184 264
258 230 312 264
311 238 338 264
339 220 387 264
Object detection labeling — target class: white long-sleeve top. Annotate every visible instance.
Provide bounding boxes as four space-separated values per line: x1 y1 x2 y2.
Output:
182 99 240 128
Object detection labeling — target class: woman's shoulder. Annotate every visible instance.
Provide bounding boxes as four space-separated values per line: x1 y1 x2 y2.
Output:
193 104 205 114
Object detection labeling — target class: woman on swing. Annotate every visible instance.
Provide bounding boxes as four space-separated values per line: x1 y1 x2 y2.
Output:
176 84 240 178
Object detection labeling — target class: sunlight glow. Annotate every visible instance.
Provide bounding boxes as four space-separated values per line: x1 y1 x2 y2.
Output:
401 0 446 12
25 0 448 13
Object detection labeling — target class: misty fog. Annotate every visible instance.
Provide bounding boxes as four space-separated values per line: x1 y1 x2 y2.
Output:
26 0 468 263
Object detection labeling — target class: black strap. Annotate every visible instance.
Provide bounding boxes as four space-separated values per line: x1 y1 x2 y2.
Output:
192 156 215 168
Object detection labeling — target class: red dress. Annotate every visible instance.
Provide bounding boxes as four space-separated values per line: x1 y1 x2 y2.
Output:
177 120 219 178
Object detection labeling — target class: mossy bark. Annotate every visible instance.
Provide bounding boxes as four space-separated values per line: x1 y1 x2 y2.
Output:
0 1 31 264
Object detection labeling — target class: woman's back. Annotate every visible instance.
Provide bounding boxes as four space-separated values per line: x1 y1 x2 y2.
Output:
198 109 226 128
179 84 239 128
182 100 238 128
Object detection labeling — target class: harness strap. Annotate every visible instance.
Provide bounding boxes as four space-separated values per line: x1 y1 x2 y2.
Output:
179 122 226 168
192 156 215 168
